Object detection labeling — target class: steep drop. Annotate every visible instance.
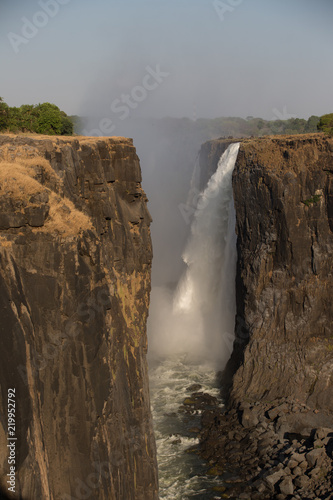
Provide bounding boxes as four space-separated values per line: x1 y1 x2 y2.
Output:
149 143 240 498
0 135 158 500
198 133 333 500
173 142 240 367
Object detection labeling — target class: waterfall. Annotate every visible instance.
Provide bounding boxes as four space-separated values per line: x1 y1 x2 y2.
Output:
148 142 240 369
148 143 240 499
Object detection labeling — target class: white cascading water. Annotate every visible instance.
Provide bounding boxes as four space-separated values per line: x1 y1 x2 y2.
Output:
149 143 240 499
173 142 240 366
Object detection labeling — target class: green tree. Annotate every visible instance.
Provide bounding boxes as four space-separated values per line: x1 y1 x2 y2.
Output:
19 104 39 132
69 115 83 134
7 106 21 132
0 97 9 131
1 98 74 135
35 103 63 135
60 111 74 135
317 113 333 136
305 115 320 133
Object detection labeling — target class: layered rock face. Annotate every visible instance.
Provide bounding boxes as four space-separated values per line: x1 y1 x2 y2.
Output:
0 135 158 499
198 134 333 499
200 134 333 410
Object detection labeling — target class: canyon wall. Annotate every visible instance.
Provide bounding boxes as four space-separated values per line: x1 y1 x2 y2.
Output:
200 134 333 411
0 135 158 499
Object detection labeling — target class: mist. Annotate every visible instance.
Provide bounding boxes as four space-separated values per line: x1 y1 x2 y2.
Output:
2 1 333 496
2 1 333 119
1 0 333 365
69 0 333 289
147 143 239 369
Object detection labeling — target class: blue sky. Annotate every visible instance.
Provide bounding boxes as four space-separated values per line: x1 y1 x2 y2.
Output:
1 0 332 119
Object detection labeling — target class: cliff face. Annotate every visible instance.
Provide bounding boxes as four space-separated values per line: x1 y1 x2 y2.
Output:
200 134 333 411
0 135 158 499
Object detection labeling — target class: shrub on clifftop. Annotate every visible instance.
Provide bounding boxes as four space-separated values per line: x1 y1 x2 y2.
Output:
0 97 9 131
317 113 333 136
34 102 63 135
0 97 74 135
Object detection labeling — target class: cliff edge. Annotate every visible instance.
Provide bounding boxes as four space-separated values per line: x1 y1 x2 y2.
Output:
0 135 158 499
200 134 333 410
198 134 333 499
232 134 333 410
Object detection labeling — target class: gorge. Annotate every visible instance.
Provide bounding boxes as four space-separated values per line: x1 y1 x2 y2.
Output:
0 132 332 499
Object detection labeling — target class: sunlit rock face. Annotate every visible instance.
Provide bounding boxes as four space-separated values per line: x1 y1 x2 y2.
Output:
200 134 333 411
0 135 158 500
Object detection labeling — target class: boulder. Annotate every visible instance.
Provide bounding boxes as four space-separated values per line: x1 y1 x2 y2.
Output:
279 477 294 496
306 448 326 468
241 408 259 428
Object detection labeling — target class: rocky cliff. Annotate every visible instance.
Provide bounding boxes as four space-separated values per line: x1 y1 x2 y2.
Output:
198 134 333 499
200 133 333 411
0 135 158 499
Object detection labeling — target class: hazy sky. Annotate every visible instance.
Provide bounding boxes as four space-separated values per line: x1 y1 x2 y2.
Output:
1 0 332 120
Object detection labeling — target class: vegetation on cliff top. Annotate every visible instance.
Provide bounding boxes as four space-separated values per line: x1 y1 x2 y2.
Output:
0 97 74 135
195 114 321 137
317 113 333 136
1 95 331 140
75 114 321 139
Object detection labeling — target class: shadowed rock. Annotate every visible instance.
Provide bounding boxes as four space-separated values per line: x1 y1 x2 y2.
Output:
0 134 158 500
200 133 333 411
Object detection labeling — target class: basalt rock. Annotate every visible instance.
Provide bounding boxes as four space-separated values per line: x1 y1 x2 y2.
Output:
198 133 333 499
199 399 333 499
200 133 333 411
0 135 158 499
